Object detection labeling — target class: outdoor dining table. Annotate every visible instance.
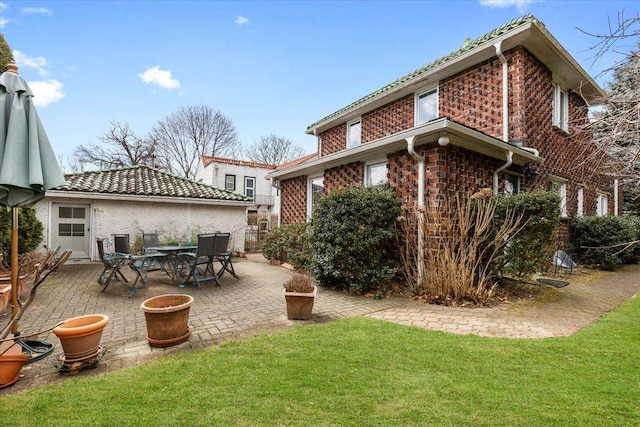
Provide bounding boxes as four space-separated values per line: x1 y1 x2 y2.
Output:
145 245 198 285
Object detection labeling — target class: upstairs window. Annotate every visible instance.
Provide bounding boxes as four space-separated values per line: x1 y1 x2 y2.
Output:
548 178 567 217
366 161 388 187
347 118 361 148
553 83 569 132
244 176 255 199
225 174 236 191
416 87 438 125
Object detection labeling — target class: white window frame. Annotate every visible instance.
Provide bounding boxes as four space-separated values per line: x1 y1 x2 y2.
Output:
225 174 236 191
504 174 520 196
307 175 324 219
577 186 584 217
596 191 609 217
347 118 361 149
365 160 388 187
553 83 569 132
415 86 438 125
244 176 255 200
549 177 568 217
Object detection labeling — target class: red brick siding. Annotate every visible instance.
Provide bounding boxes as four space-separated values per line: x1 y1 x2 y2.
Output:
320 124 347 157
280 176 308 225
324 162 364 193
362 95 414 142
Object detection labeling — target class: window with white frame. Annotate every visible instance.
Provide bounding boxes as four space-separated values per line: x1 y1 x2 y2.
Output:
307 176 324 218
504 174 520 196
577 186 584 217
225 174 236 191
366 161 388 187
596 192 609 216
553 83 569 132
347 118 361 148
548 178 567 217
415 87 438 125
244 176 255 200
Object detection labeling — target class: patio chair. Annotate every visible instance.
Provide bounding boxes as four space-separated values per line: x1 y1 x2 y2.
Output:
213 232 238 280
176 234 218 287
142 233 167 273
96 238 129 292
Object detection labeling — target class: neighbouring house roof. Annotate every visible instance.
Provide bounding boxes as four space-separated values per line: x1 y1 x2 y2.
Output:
49 165 253 205
306 14 606 135
201 155 277 169
276 153 318 171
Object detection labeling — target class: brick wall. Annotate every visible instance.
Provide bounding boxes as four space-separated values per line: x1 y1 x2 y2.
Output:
280 176 308 225
324 162 364 193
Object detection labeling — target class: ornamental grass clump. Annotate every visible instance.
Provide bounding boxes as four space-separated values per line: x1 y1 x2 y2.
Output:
283 274 315 293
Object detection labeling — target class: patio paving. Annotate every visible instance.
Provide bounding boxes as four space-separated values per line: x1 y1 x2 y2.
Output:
2 254 640 396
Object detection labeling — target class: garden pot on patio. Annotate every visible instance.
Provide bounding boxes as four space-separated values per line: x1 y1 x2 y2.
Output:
140 294 194 347
0 341 30 389
52 314 110 361
0 274 27 315
283 275 317 321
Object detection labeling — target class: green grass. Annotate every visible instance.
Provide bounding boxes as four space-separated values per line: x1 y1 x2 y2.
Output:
2 296 639 426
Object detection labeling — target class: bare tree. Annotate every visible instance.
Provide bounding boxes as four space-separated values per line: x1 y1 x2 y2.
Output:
576 12 640 178
72 121 157 170
151 105 240 179
244 133 306 166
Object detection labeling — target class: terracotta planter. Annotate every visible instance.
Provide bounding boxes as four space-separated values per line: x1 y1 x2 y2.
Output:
52 314 110 360
0 275 27 315
0 342 30 389
284 286 317 320
140 294 194 347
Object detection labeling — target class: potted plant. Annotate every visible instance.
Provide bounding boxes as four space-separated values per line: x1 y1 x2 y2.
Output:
0 340 30 389
283 274 317 320
140 294 194 347
52 314 110 362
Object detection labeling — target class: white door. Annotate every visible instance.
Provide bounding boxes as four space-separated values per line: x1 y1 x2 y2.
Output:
51 203 91 259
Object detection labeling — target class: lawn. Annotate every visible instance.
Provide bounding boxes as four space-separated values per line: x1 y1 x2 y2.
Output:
2 296 639 426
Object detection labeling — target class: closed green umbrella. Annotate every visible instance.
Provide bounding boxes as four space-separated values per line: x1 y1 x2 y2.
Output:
0 62 66 334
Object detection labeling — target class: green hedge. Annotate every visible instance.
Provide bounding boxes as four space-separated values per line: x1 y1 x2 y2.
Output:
309 185 401 294
0 207 44 268
261 223 311 270
570 216 640 270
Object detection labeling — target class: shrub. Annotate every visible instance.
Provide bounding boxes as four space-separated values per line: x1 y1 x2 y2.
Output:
261 223 311 270
310 185 401 294
0 207 44 269
493 191 561 278
570 216 640 270
283 274 315 293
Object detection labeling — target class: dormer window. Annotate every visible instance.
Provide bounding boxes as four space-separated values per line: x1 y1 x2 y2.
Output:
347 118 361 148
416 87 438 125
553 83 569 132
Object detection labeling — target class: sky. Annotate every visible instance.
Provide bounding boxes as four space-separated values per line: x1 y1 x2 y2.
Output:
1 0 638 170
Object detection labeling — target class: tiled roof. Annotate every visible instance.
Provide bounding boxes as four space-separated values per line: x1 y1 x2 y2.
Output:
306 14 537 131
58 165 252 202
276 153 317 171
201 155 276 169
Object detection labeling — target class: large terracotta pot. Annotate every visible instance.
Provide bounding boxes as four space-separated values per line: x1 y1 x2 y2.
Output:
0 275 27 315
284 286 317 320
0 342 30 389
52 314 110 361
140 294 194 347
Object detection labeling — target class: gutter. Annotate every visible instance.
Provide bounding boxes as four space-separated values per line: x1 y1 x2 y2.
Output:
406 136 425 279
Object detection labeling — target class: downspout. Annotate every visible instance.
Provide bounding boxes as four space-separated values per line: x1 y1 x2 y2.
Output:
406 136 424 279
494 41 514 196
270 178 281 227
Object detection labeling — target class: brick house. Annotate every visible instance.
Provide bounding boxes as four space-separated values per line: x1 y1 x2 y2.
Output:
267 14 620 244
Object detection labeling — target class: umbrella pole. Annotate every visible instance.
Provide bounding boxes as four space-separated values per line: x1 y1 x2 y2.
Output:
10 206 19 334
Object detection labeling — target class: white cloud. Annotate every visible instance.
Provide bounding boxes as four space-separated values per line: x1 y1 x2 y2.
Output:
235 15 249 25
0 2 7 12
13 50 50 77
28 80 66 107
479 0 534 13
22 7 53 16
0 2 9 29
138 66 181 90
